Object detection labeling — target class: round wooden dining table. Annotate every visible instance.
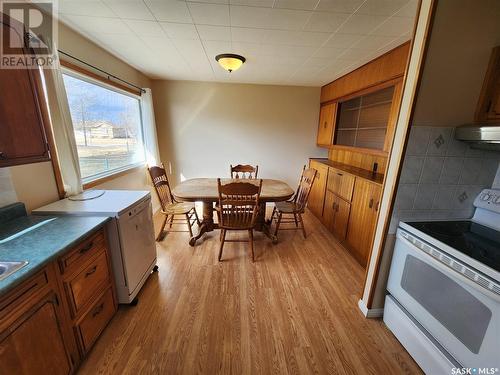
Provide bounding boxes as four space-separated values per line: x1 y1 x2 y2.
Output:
172 178 294 246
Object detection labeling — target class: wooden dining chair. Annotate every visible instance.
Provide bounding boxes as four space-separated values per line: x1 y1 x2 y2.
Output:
148 164 200 241
270 166 317 240
217 178 262 262
230 164 259 179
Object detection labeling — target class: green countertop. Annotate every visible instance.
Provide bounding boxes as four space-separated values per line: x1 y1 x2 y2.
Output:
0 208 109 297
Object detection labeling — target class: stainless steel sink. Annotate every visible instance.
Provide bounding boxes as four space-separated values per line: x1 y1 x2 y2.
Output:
0 261 28 281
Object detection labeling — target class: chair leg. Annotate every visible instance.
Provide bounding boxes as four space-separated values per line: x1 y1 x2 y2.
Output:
186 213 193 237
274 212 282 238
218 229 226 262
293 213 299 227
298 213 307 238
248 229 255 262
193 207 200 225
270 206 276 223
156 214 169 241
169 215 174 228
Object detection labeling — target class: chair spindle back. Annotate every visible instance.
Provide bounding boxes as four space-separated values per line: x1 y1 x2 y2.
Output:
148 164 175 211
230 164 259 179
293 167 317 211
217 178 262 229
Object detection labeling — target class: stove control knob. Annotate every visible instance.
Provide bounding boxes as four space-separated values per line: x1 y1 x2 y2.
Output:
481 193 490 201
495 196 500 204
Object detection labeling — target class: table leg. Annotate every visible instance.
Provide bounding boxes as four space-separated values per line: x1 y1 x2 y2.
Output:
189 201 218 246
255 202 278 244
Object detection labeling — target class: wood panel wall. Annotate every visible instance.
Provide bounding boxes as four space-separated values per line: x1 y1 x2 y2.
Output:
328 148 388 175
320 42 410 104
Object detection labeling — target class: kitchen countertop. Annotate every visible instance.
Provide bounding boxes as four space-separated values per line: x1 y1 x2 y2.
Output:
310 158 384 185
0 210 109 297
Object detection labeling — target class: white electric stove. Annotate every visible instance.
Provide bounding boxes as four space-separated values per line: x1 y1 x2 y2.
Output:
384 188 500 374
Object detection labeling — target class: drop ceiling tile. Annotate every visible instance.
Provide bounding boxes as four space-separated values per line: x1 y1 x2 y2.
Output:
59 1 115 17
63 15 133 35
124 19 164 36
144 1 193 23
187 0 228 4
336 14 387 35
140 35 178 52
356 0 409 16
260 44 316 57
323 33 363 48
230 6 272 28
187 3 230 26
160 22 199 39
353 34 394 50
230 41 262 55
229 0 274 7
172 38 208 60
340 47 372 60
230 6 310 30
262 30 330 46
267 8 312 30
372 16 413 37
315 0 365 13
303 12 350 32
202 40 231 56
103 0 155 20
273 0 319 11
231 27 266 43
395 0 419 18
311 46 345 58
197 25 231 41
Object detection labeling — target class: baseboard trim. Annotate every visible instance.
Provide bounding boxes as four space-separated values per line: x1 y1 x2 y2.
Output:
358 299 384 318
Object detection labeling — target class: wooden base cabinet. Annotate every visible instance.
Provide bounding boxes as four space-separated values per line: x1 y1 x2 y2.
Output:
308 160 382 268
345 179 381 268
0 268 74 375
0 228 116 374
308 160 329 218
323 191 350 240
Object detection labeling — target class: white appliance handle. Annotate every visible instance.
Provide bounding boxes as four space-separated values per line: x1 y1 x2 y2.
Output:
397 233 500 304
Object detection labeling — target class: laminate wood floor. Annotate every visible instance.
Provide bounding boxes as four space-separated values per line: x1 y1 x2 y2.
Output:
78 209 421 375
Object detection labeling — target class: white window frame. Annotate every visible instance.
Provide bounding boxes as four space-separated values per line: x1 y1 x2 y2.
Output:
61 67 146 186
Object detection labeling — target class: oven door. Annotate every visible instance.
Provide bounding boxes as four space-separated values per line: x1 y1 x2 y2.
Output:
387 228 500 368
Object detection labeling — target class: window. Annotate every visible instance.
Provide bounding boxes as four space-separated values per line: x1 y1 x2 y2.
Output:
62 70 145 183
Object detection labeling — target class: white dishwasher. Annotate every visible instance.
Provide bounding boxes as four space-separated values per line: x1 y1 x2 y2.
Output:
34 190 157 304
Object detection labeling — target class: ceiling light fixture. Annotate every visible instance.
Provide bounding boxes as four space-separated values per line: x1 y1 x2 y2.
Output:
215 53 246 73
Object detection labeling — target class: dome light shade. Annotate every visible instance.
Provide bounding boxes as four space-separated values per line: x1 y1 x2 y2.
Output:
215 54 246 73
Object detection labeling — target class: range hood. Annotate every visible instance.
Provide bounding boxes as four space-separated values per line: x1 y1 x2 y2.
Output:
454 125 500 151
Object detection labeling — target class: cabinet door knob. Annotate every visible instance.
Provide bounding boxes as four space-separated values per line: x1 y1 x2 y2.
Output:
0 152 6 159
323 121 327 128
375 201 379 211
369 198 374 209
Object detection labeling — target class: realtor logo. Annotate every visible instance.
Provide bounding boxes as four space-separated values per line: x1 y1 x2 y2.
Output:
0 0 57 69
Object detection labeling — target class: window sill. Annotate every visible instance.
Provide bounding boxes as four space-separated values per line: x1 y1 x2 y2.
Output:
82 164 146 190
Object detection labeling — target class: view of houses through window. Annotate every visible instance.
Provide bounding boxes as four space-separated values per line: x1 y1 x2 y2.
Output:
62 72 145 181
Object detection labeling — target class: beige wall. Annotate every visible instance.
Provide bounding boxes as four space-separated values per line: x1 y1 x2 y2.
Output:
4 21 156 212
152 80 326 188
412 0 500 127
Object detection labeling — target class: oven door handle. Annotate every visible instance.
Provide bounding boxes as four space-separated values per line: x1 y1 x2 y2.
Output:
398 233 500 304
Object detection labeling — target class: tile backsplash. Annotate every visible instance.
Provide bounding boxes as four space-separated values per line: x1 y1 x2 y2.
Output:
390 126 500 233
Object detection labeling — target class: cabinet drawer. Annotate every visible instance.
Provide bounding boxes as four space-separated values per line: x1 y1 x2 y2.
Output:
327 168 355 202
77 288 115 353
59 229 106 275
0 269 50 327
66 251 110 315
